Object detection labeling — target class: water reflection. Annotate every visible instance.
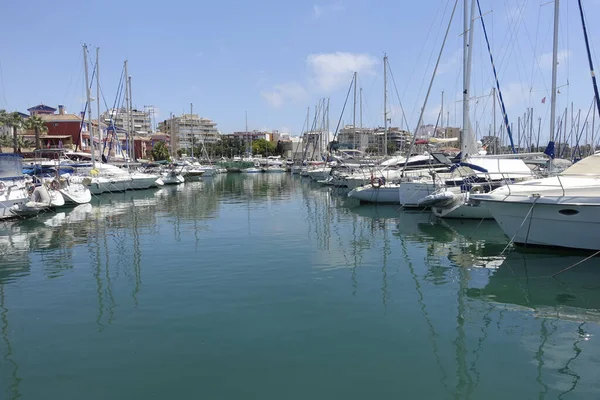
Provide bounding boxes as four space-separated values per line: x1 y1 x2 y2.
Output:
0 174 599 399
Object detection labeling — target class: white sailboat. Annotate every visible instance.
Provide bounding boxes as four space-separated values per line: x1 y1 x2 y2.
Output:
0 154 31 219
470 0 600 250
416 0 537 218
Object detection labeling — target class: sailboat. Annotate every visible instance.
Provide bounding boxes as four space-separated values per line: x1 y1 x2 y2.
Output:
242 113 261 173
76 51 161 194
415 0 537 217
471 0 600 250
0 154 37 220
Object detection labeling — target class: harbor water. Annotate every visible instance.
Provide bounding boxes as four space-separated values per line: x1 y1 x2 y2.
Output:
1 173 600 399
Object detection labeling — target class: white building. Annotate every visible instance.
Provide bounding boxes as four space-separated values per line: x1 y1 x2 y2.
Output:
101 108 152 137
158 114 221 153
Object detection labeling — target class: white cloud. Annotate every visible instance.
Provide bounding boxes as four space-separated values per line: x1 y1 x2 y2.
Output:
538 50 571 70
423 104 442 124
307 52 378 92
313 5 323 19
437 48 460 75
280 125 292 134
499 82 529 109
312 2 344 19
261 82 307 108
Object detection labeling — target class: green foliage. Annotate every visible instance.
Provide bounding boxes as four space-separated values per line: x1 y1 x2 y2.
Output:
6 112 23 153
0 109 7 126
252 138 276 156
365 146 378 154
201 137 246 158
387 142 398 155
151 141 171 161
24 115 48 150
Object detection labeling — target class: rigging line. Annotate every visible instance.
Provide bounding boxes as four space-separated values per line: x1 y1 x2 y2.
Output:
401 0 450 102
408 0 454 125
577 0 600 122
572 99 594 160
329 76 355 151
551 250 600 278
477 0 516 153
402 0 459 176
0 60 7 106
386 59 411 135
495 0 528 79
529 1 544 92
500 196 539 255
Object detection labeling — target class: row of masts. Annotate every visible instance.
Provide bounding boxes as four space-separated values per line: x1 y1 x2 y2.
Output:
82 44 137 167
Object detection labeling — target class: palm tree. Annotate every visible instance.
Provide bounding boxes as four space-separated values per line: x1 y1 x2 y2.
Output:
24 115 48 150
0 109 7 152
6 112 23 153
151 141 170 162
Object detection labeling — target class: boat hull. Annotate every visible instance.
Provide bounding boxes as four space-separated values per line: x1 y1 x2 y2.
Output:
481 197 600 250
348 185 401 204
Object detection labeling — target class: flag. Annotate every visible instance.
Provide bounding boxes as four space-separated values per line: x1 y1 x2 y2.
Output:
541 97 546 104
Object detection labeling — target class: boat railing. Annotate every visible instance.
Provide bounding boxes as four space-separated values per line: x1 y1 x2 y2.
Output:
495 172 600 197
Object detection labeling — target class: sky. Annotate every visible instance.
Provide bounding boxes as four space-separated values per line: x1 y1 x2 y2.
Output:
2 0 600 145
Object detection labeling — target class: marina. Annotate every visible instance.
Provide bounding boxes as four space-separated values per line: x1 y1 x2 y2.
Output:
1 173 600 398
3 0 600 397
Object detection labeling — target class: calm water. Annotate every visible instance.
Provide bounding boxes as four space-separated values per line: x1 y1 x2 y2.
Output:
1 173 600 399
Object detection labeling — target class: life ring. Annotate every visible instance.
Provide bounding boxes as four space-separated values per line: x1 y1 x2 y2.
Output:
0 181 5 192
371 177 384 188
469 185 483 194
50 179 61 191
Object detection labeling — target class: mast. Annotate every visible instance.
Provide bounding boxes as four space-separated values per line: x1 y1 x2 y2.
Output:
353 71 357 150
461 0 476 160
326 98 330 149
383 54 388 156
577 0 600 122
441 90 444 133
190 103 194 158
128 75 134 161
549 0 560 145
492 87 496 153
83 44 95 168
124 60 130 160
96 47 102 162
360 88 363 129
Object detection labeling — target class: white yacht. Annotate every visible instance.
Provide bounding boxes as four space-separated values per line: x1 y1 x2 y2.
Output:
470 153 600 250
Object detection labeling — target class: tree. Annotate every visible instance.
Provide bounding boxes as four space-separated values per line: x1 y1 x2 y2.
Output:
6 112 23 153
24 115 48 150
151 141 170 161
252 138 276 156
387 142 398 155
365 146 378 154
0 109 8 152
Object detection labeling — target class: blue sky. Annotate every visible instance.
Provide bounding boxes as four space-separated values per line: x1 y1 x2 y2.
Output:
2 0 600 145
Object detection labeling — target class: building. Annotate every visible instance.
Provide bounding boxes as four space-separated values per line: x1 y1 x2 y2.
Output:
101 108 152 137
25 103 156 159
370 127 412 154
337 126 371 150
336 125 411 154
27 104 83 150
158 114 221 153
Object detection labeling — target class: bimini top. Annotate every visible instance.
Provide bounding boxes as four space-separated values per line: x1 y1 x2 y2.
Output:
0 153 24 179
561 153 600 176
